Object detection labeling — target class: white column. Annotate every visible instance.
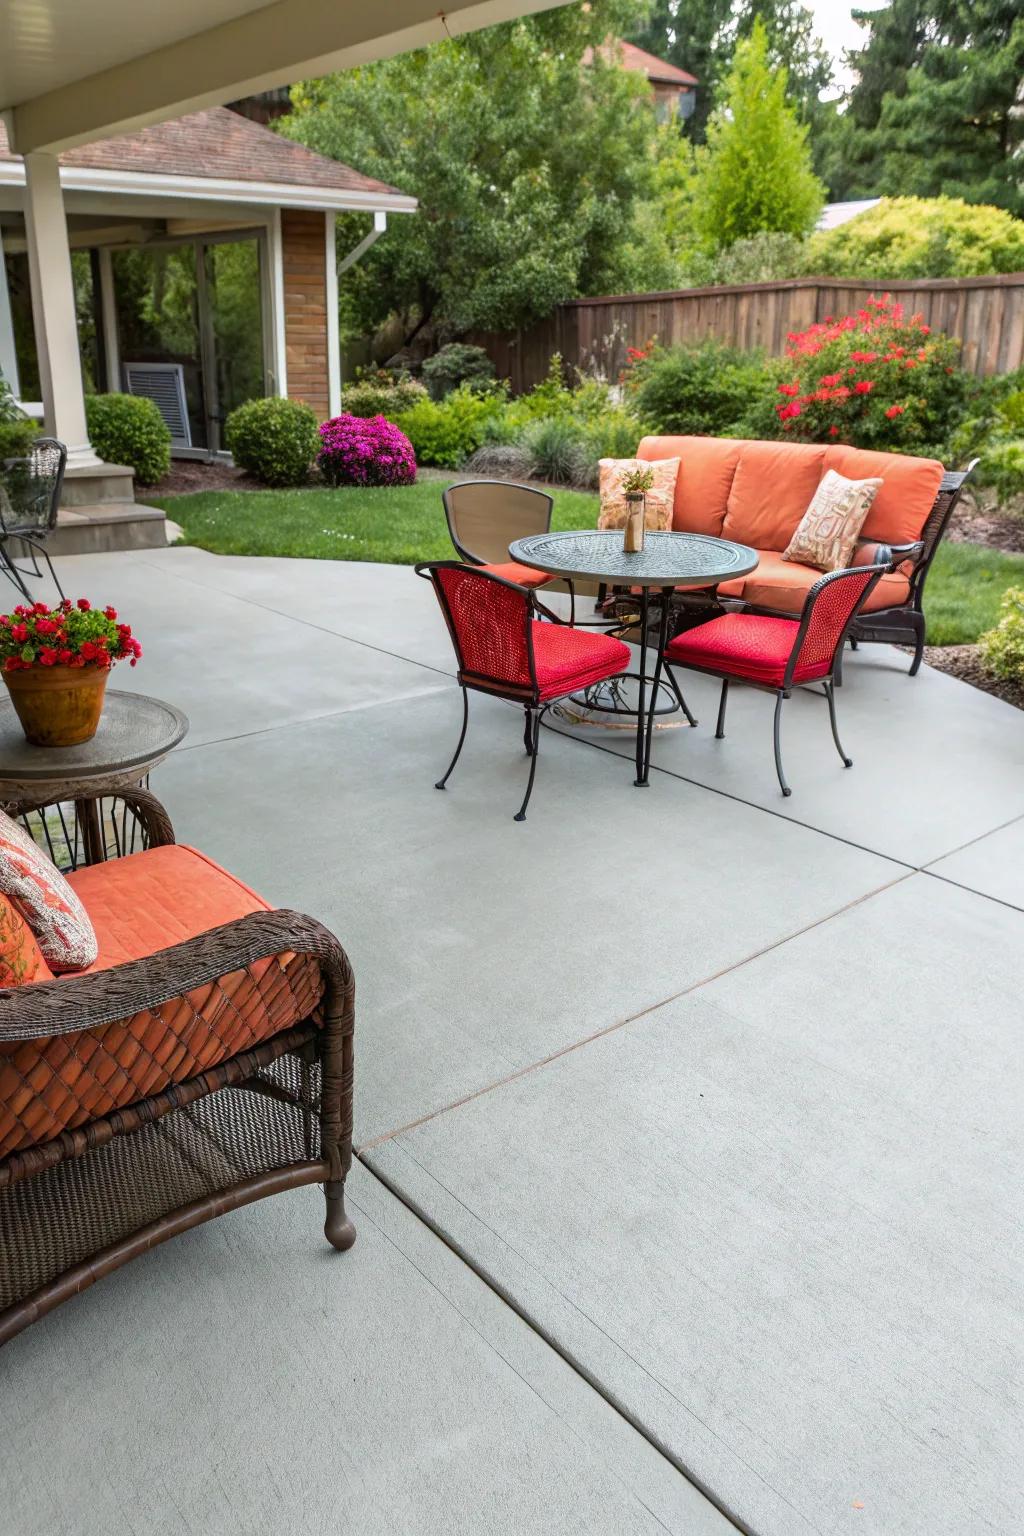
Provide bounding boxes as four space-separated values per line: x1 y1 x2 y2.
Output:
22 152 102 466
325 211 341 416
0 225 20 398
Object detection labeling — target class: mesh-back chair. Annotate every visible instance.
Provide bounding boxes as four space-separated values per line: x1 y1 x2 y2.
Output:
441 479 574 620
416 561 630 820
659 560 890 797
0 437 66 601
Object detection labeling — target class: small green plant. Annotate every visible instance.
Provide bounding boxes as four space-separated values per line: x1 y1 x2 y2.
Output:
84 393 171 485
625 340 775 437
979 586 1024 681
421 343 496 400
224 396 319 486
393 386 499 468
0 418 40 460
519 417 591 486
340 369 427 418
621 466 655 496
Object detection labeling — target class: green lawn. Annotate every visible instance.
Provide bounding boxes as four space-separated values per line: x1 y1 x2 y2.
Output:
150 481 1024 648
150 481 599 566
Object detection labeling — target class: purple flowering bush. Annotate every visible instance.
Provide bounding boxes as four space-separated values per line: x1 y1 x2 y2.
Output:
317 413 417 487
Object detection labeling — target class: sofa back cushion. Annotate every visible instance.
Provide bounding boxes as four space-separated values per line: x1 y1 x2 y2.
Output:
723 441 827 550
824 446 943 545
0 892 53 990
636 435 740 537
638 434 946 551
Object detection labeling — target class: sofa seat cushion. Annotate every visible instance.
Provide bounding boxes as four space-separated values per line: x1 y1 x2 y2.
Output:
717 550 910 616
0 845 324 1160
665 613 826 687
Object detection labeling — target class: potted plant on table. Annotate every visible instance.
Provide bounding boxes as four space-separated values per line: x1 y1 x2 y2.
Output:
0 599 142 747
620 465 656 553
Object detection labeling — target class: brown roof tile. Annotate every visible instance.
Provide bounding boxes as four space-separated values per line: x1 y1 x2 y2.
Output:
0 107 405 200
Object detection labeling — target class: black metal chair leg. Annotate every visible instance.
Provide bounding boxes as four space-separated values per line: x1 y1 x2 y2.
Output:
773 691 791 797
523 706 535 755
435 688 469 790
715 678 729 739
666 663 697 727
567 579 576 627
834 640 845 687
908 611 926 676
825 680 853 768
514 707 541 822
0 543 32 601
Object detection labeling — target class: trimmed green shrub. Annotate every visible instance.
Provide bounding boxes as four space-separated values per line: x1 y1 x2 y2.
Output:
683 232 809 287
808 197 1024 281
341 369 427 418
421 343 496 400
393 386 499 468
84 393 171 485
980 587 1024 680
0 418 40 460
224 396 319 486
625 341 775 437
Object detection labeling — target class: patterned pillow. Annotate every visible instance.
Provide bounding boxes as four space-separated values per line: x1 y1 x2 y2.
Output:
0 894 53 990
782 469 883 572
597 457 680 532
0 810 98 973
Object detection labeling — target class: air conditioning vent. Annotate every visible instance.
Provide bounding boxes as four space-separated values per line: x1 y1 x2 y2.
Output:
122 362 192 448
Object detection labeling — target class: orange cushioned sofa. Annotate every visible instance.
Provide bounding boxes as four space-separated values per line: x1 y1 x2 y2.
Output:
636 436 975 675
0 788 355 1347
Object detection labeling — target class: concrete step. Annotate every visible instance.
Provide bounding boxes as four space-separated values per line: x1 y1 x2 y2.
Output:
45 502 169 556
60 461 136 508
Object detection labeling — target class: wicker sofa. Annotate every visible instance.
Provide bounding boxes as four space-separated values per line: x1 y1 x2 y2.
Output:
636 436 975 674
0 789 355 1347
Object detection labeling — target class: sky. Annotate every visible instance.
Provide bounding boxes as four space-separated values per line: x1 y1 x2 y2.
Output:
807 0 888 92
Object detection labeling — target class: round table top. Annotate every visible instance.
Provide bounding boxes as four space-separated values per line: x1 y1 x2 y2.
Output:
0 690 189 797
509 529 759 588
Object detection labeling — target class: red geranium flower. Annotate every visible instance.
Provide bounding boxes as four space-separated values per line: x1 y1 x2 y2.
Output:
854 380 873 394
885 405 905 419
77 598 91 612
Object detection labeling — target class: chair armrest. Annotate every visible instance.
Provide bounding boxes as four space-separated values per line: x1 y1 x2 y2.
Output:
0 908 353 1043
854 539 914 572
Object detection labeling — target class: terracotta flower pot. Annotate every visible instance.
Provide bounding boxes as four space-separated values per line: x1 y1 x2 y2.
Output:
2 664 110 747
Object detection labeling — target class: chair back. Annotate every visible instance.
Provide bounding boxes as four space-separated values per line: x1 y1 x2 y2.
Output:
788 561 890 684
417 561 536 698
442 480 552 566
0 438 66 537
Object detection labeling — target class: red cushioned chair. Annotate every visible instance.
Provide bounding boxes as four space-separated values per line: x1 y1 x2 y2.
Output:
417 561 631 821
441 480 575 621
658 560 890 797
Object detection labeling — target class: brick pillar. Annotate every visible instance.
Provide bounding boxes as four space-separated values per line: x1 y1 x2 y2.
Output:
281 209 330 420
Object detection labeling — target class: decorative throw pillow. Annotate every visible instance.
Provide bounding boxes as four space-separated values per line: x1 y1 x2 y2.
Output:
597 457 680 532
0 894 53 990
782 469 883 572
0 810 97 973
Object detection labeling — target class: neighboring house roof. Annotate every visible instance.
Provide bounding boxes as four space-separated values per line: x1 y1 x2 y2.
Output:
817 199 881 232
617 41 698 87
0 107 415 212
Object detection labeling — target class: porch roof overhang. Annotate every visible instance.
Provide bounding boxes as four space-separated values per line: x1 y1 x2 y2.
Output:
0 0 570 156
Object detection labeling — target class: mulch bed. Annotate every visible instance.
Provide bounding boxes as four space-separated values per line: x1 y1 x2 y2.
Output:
150 460 266 496
918 644 1024 711
949 497 1024 555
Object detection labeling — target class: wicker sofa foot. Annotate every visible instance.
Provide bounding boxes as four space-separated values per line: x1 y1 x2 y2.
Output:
324 1180 356 1251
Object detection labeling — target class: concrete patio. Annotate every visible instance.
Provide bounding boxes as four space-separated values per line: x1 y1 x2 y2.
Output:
5 544 1024 1536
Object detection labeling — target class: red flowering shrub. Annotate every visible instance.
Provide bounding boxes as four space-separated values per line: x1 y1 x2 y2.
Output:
0 600 142 672
766 294 966 453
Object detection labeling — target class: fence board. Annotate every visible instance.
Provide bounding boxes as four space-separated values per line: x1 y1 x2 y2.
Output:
470 274 1024 392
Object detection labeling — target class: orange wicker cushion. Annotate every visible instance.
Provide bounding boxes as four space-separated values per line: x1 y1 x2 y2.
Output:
0 894 53 990
717 549 910 615
637 435 740 536
0 809 97 972
0 845 324 1160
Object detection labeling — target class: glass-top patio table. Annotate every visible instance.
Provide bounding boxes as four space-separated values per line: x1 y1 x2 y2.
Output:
508 529 758 787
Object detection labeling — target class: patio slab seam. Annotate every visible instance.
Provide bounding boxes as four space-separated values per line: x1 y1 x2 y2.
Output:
355 866 913 1155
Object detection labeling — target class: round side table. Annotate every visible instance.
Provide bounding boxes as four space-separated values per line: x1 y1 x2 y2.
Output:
0 690 188 867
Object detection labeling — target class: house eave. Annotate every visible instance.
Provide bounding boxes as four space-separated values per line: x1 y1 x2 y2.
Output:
0 160 417 214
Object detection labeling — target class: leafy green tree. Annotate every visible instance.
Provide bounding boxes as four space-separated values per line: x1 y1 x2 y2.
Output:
825 0 1024 212
282 2 660 347
690 19 825 250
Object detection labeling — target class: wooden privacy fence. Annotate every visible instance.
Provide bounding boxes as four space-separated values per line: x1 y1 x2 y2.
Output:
471 273 1024 392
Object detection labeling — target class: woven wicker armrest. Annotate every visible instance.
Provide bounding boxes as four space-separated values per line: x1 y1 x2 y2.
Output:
0 908 353 1043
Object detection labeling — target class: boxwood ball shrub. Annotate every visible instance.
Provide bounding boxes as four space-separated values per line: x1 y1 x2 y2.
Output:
317 413 416 487
980 587 1024 682
225 396 319 486
84 393 171 484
